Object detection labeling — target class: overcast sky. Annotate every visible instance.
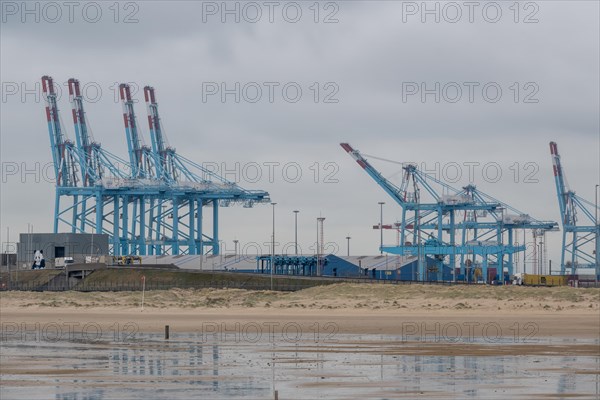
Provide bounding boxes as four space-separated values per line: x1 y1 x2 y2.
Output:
1 1 599 266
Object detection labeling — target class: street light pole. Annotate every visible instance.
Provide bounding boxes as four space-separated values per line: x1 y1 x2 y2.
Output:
315 218 319 276
378 202 385 254
6 226 10 290
316 217 325 276
316 218 319 275
293 210 299 255
233 239 238 263
537 242 542 275
346 236 351 257
539 240 544 275
594 185 600 225
595 184 599 285
271 203 276 290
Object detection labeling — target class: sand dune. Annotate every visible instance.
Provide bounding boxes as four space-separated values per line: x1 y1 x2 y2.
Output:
1 284 598 339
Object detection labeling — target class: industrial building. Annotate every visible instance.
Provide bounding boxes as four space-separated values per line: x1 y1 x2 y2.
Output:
16 233 109 269
136 254 453 281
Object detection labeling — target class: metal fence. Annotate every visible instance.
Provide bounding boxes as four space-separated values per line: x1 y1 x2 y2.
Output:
0 277 489 292
1 279 325 292
2 272 597 292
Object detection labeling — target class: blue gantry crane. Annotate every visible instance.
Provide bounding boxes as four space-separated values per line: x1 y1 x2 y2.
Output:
550 141 599 277
43 75 270 256
341 143 558 282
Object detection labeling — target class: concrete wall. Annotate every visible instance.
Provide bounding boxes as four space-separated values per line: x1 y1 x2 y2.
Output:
17 233 109 269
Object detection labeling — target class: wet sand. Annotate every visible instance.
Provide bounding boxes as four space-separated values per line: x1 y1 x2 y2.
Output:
1 328 599 399
1 285 599 399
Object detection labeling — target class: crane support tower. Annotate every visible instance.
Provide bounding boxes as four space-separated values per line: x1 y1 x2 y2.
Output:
341 143 558 283
43 76 270 256
549 142 599 277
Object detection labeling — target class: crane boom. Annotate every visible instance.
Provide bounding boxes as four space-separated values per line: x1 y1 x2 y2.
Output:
144 86 165 154
119 84 143 177
549 141 571 224
68 78 102 186
144 86 178 182
340 143 409 206
42 76 78 187
119 84 155 179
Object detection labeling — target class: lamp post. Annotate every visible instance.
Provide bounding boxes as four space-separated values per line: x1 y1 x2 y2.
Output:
346 236 351 257
378 202 385 254
293 210 299 255
271 202 276 290
595 184 599 285
6 226 10 290
537 241 544 275
316 218 319 275
233 239 238 262
316 217 325 276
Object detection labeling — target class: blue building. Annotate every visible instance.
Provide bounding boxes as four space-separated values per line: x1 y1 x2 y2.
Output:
323 255 453 281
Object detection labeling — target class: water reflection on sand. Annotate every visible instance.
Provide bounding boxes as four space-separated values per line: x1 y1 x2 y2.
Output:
1 334 598 399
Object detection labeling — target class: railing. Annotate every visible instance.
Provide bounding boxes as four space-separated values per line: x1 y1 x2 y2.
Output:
1 280 320 292
2 271 597 292
0 277 485 292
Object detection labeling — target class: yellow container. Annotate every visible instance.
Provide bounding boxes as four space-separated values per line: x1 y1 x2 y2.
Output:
523 274 567 286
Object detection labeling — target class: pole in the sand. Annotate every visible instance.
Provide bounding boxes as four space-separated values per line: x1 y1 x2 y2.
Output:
141 275 146 311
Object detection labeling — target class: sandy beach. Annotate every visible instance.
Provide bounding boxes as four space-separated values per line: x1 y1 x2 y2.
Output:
2 284 599 399
1 283 599 339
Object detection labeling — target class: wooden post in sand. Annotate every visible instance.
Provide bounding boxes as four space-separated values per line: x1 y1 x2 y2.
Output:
165 325 170 340
273 390 278 400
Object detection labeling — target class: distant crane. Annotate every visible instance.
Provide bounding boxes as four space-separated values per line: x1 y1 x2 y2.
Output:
43 75 270 256
341 143 558 282
549 142 599 276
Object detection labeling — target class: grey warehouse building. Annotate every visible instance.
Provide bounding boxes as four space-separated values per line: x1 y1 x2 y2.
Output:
17 233 109 269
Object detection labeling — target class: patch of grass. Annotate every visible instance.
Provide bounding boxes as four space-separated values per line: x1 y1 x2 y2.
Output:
0 270 62 288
